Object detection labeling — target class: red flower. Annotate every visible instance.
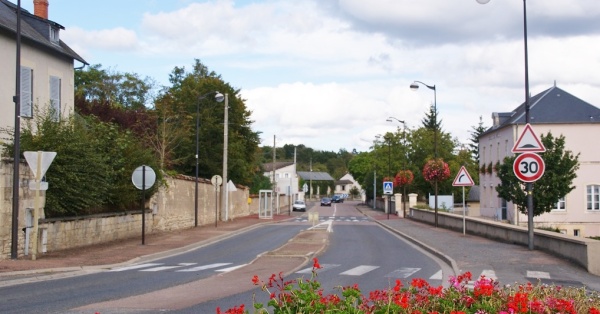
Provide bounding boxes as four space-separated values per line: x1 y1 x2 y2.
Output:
394 170 414 186
313 257 322 269
251 275 259 285
423 158 451 183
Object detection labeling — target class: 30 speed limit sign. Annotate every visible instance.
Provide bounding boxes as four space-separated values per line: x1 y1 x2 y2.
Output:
513 152 545 182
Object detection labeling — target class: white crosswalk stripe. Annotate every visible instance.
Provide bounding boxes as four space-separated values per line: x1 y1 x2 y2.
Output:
141 265 185 272
430 270 443 280
340 265 379 276
296 264 341 274
527 271 551 279
216 264 248 273
109 263 162 272
385 267 421 278
177 263 232 272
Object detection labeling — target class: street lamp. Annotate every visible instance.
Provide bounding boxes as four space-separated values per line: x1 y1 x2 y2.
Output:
387 117 408 218
410 80 439 227
476 0 535 250
195 91 224 227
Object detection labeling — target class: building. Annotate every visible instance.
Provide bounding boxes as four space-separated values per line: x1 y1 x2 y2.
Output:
478 84 600 237
297 171 334 199
334 173 363 200
262 161 298 200
1 0 87 137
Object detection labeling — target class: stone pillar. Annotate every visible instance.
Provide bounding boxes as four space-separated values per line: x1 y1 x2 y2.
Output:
394 193 402 217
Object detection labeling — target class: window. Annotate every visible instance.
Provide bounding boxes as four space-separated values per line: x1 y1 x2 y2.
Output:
284 173 289 179
574 229 580 237
553 197 566 211
587 185 600 211
49 26 60 44
20 66 33 118
50 76 61 120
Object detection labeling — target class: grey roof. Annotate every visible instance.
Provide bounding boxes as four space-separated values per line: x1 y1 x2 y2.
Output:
335 179 353 185
467 185 480 202
297 171 334 181
0 0 87 65
483 86 600 135
263 161 294 172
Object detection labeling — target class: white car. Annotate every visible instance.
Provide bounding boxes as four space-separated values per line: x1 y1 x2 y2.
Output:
292 200 307 212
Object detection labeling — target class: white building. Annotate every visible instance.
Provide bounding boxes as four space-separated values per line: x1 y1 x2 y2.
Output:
478 84 600 237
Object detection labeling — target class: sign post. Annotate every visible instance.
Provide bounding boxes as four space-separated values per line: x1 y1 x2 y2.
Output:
211 175 222 227
132 165 156 245
24 151 56 260
452 166 474 235
511 123 546 250
383 181 393 219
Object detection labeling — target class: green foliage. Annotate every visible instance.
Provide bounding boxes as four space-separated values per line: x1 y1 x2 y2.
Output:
157 59 261 186
2 106 160 217
469 115 487 164
496 132 579 216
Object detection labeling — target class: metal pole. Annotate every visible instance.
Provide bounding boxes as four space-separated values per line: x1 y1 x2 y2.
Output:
194 97 199 227
523 0 534 250
373 169 376 209
142 166 146 245
11 0 23 260
433 86 438 227
387 137 391 219
222 94 229 221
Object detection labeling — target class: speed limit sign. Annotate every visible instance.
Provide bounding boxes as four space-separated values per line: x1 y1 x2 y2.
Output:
513 152 545 182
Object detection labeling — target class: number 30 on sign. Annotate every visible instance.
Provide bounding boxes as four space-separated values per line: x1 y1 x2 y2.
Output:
513 152 545 182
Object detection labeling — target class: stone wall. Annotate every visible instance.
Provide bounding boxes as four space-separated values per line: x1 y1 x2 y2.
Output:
0 165 259 259
1 158 40 259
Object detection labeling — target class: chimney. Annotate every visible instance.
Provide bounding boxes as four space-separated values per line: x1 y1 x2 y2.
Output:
33 0 49 19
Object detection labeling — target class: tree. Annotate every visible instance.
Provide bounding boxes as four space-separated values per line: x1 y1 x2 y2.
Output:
421 104 442 131
495 132 579 216
469 116 487 164
157 59 261 186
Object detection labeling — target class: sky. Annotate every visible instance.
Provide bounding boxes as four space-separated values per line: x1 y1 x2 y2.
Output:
20 0 600 153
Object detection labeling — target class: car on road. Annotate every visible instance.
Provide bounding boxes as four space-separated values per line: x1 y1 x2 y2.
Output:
332 195 344 203
320 197 332 206
292 200 306 212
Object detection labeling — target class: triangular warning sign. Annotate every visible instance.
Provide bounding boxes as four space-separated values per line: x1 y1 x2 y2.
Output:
452 166 474 187
24 151 57 180
512 124 546 153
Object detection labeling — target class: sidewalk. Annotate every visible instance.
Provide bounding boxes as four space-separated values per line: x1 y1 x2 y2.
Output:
0 214 292 276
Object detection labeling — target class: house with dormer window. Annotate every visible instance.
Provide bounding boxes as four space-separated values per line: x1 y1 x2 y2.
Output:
0 0 87 136
478 84 600 237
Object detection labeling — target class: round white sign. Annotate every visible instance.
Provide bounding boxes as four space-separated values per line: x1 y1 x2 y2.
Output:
132 165 156 190
211 175 223 186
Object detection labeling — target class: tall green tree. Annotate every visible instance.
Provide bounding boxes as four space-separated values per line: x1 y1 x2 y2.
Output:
469 116 487 164
495 132 579 216
156 59 260 186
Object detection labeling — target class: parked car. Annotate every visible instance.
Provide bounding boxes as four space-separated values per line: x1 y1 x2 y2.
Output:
332 195 344 203
292 200 306 212
320 197 332 206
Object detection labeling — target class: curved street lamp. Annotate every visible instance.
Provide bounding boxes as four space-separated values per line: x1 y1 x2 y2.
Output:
387 117 408 218
476 0 535 250
195 91 224 227
410 80 439 227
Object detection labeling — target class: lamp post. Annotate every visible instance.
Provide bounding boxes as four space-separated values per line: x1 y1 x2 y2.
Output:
222 93 229 222
410 80 439 226
477 0 535 250
195 91 224 227
387 117 407 218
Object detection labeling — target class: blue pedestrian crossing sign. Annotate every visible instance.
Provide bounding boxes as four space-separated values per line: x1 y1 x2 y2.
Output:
383 181 394 195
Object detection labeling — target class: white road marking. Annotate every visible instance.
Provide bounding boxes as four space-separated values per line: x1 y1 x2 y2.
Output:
216 264 248 273
109 263 162 272
527 271 551 279
177 263 232 272
340 265 380 276
140 265 184 272
296 264 341 274
385 267 421 278
429 270 443 280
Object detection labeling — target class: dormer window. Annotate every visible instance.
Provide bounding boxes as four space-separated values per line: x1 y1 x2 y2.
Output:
49 26 59 44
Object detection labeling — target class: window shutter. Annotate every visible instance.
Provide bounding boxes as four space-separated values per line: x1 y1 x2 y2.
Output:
20 67 33 118
50 76 61 120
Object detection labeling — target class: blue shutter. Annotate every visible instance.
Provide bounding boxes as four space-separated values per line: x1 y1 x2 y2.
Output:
20 67 33 118
50 76 61 120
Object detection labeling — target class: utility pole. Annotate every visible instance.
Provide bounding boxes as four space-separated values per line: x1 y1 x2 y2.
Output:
272 135 277 213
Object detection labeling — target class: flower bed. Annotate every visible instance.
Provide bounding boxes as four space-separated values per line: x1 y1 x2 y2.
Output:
218 258 600 314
